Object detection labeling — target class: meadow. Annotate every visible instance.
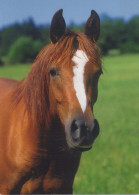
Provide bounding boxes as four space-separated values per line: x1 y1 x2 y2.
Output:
0 54 139 193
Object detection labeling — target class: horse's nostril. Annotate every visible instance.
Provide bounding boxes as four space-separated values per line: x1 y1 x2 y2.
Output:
80 124 88 138
71 120 88 141
71 120 80 140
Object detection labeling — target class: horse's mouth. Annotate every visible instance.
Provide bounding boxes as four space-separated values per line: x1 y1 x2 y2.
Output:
73 145 92 152
66 118 99 152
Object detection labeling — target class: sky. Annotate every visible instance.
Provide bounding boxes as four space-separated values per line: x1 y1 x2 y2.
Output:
0 0 139 28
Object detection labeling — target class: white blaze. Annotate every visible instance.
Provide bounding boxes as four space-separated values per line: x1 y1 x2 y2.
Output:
72 50 89 112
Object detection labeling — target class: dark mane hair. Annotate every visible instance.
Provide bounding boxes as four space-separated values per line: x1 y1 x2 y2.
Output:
12 31 101 129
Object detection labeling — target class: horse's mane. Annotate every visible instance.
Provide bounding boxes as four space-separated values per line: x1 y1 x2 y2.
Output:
12 31 101 129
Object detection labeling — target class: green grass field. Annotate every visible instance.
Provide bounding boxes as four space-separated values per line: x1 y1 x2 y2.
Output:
0 54 139 193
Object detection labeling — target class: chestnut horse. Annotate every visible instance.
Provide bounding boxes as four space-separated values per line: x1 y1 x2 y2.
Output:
0 9 102 194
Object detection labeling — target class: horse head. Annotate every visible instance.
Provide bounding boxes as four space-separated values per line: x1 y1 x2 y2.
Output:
47 9 102 152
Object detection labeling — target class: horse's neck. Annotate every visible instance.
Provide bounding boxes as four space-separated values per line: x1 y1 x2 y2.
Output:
42 150 81 193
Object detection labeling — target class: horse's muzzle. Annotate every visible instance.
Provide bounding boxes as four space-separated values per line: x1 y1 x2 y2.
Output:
69 118 99 152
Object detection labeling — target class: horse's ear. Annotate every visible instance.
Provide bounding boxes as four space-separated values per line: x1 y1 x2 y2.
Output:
85 10 100 42
49 9 66 44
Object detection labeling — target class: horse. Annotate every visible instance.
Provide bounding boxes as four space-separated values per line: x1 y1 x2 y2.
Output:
0 9 102 194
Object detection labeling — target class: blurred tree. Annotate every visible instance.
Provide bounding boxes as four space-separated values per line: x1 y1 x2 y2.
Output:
32 39 44 58
98 18 114 55
21 18 40 40
0 23 23 57
126 16 139 43
7 36 43 64
0 18 42 58
38 25 50 45
119 16 139 53
0 58 4 66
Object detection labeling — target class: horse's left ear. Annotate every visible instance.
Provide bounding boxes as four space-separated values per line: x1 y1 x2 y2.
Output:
49 9 66 44
85 10 100 42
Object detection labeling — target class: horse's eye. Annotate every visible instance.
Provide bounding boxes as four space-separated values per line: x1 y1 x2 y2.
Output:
49 67 57 77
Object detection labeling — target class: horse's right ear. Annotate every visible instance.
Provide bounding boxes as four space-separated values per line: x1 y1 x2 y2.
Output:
49 9 66 44
85 10 100 42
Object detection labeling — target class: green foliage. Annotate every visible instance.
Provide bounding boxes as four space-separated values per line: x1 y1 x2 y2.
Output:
39 25 50 44
126 16 139 44
120 41 139 53
32 40 44 57
0 54 139 193
0 58 4 66
0 18 49 61
0 23 23 57
7 36 43 64
97 18 139 55
21 18 41 40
